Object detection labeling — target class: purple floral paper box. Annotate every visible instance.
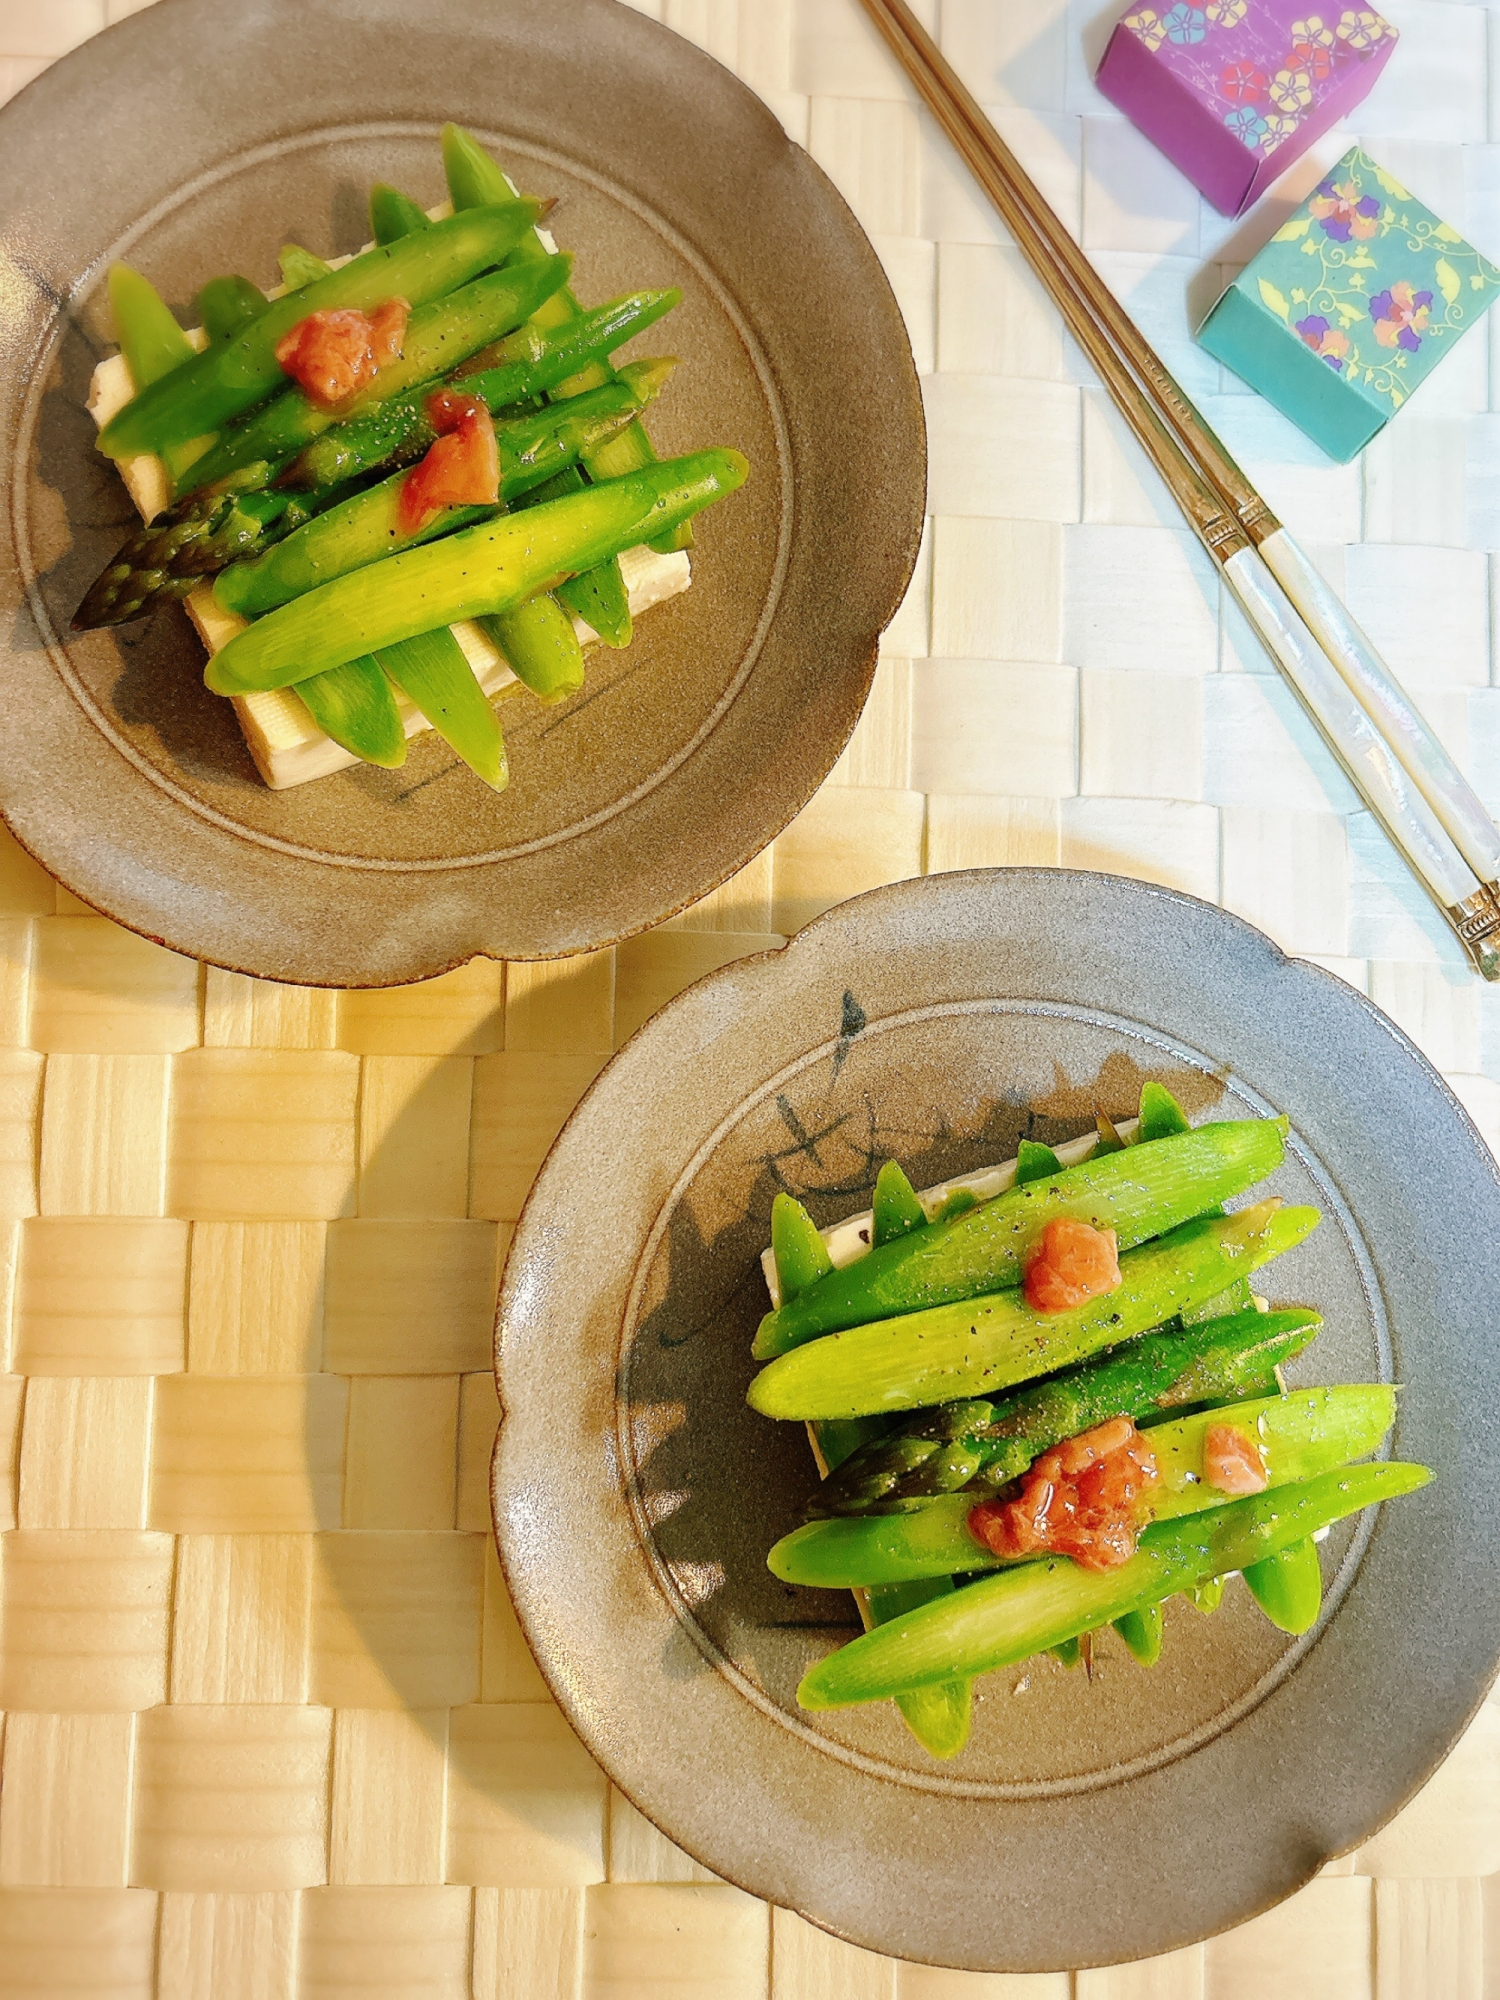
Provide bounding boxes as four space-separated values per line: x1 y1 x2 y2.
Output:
1197 148 1500 461
1096 0 1397 216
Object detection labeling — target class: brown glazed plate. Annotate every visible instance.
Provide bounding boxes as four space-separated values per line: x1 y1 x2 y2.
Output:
0 0 923 985
494 868 1500 1972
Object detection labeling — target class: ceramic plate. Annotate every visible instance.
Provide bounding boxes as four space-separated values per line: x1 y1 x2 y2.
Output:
0 0 923 984
494 869 1500 1972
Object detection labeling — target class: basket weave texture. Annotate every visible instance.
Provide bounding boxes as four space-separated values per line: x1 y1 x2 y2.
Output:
3 1 1499 1994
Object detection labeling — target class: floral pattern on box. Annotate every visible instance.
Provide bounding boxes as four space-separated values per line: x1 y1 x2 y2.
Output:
1120 2 1394 154
1249 149 1500 411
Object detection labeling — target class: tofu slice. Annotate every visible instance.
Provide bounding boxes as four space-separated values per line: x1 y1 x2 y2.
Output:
84 215 691 788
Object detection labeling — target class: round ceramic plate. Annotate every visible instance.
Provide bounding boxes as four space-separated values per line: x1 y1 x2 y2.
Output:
495 869 1500 1973
0 0 923 985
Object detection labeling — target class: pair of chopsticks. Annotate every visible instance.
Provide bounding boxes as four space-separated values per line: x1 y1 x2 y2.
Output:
860 0 1500 978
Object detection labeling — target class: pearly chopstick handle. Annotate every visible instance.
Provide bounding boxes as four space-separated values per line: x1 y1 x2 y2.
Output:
1223 549 1500 977
1258 529 1500 886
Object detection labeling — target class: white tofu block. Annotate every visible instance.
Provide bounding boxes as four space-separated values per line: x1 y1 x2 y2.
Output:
87 328 691 790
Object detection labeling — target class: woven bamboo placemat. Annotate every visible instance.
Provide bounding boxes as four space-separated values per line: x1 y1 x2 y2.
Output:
2 1 1498 1993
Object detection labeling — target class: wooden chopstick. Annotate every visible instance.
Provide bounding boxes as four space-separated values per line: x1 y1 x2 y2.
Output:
859 0 1500 976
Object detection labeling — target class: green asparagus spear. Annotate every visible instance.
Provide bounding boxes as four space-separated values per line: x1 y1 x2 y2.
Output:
198 275 270 346
294 656 407 768
516 467 635 647
1015 1139 1065 1183
370 184 432 246
206 448 748 695
771 1385 1394 1586
98 200 546 459
810 1307 1322 1515
1243 1536 1323 1633
106 265 207 486
77 350 672 630
873 1161 928 1247
214 360 676 620
180 252 572 493
771 1191 835 1300
443 124 688 569
808 1379 969 1758
284 289 681 491
755 1117 1289 1359
375 628 507 788
279 243 332 288
1113 1602 1163 1665
747 1199 1317 1422
869 1579 973 1756
109 263 195 389
796 1460 1430 1708
75 472 359 629
1138 1081 1191 1140
479 593 585 703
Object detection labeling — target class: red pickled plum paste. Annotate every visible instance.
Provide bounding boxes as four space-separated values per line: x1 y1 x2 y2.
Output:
968 1415 1161 1572
1203 1422 1268 1495
1024 1216 1122 1314
275 297 410 408
398 394 500 536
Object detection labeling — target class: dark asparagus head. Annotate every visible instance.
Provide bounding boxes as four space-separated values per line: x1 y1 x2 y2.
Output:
72 470 316 629
805 1307 1322 1517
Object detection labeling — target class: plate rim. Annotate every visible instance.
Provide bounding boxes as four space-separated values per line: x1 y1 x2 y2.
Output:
492 865 1500 1970
0 0 926 984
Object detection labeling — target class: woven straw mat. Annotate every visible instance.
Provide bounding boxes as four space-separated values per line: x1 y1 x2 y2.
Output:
1 1 1498 1994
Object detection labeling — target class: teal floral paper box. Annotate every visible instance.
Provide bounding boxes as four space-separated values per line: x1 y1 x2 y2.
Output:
1196 146 1500 460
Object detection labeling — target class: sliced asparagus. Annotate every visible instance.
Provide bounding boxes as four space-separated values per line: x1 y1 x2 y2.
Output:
97 199 546 458
181 251 571 493
294 655 407 768
1243 1536 1323 1633
478 593 585 704
215 360 676 619
747 1200 1317 1423
370 183 432 245
285 288 681 490
375 627 507 788
754 1116 1289 1359
796 1461 1431 1708
809 1307 1322 1516
205 448 748 695
76 326 677 629
197 274 269 345
278 242 332 288
770 1384 1395 1586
